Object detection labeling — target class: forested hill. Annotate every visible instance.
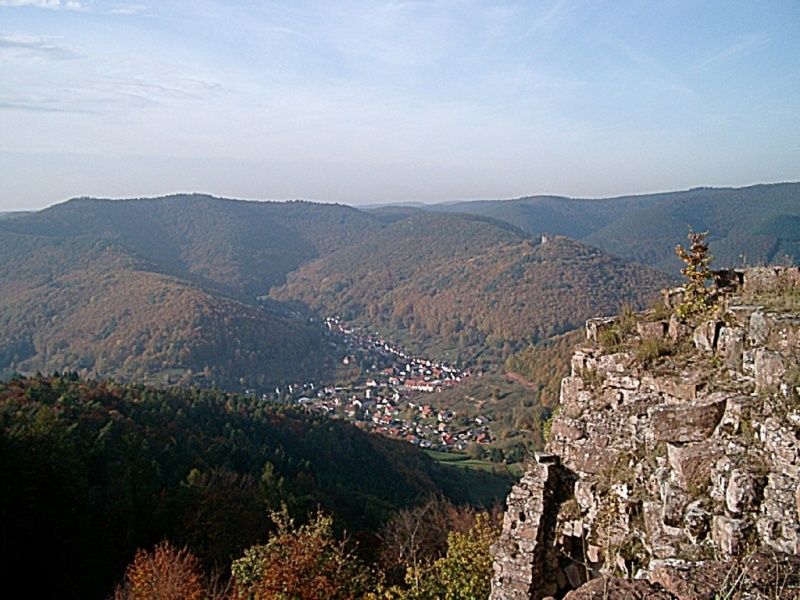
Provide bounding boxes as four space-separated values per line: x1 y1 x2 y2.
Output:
416 182 800 272
273 213 673 361
2 185 795 388
0 194 382 297
0 195 385 387
0 374 512 599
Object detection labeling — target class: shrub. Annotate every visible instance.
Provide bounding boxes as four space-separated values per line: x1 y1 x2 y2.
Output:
114 541 206 600
675 230 715 321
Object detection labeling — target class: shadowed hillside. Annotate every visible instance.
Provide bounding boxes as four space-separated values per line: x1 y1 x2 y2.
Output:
273 213 673 361
416 183 799 272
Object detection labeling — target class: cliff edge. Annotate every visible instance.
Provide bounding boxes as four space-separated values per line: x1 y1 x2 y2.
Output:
491 267 800 600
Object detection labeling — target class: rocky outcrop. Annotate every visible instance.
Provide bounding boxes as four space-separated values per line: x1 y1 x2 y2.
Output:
491 267 800 599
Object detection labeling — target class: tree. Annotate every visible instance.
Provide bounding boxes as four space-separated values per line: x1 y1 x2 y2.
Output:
675 229 714 321
231 507 375 600
385 512 499 600
114 541 206 600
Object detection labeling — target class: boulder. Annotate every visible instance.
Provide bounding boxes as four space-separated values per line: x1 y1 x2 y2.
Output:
726 304 760 328
649 559 730 600
754 348 786 393
649 396 727 443
725 469 765 514
716 326 745 371
692 320 722 353
668 315 692 343
667 441 724 493
563 577 675 599
750 311 770 345
711 515 749 556
637 320 667 341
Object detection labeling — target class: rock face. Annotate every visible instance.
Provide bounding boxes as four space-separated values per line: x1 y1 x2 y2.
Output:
490 267 800 600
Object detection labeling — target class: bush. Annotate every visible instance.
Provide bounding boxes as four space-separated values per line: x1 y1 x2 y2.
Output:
675 230 715 321
114 542 206 600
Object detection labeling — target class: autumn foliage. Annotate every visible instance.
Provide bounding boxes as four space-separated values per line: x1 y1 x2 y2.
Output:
231 508 374 600
114 542 205 600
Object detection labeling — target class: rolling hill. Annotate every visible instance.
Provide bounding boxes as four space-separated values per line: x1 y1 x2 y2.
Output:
418 183 800 272
582 183 800 271
272 213 673 361
0 195 386 388
0 194 382 298
2 184 795 390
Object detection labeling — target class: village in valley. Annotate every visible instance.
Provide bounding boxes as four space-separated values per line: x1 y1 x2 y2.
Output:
263 316 495 453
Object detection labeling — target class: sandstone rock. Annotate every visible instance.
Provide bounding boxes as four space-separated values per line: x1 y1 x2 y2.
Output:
563 577 676 599
586 317 617 343
560 376 591 418
490 460 568 600
750 311 770 345
651 376 698 402
717 395 755 437
767 314 800 354
743 266 800 293
668 314 692 343
726 304 761 328
550 419 585 441
649 559 732 600
742 348 755 374
754 348 786 393
637 320 667 340
716 326 745 371
725 469 765 514
692 320 722 352
667 441 724 493
660 483 689 528
683 500 710 544
570 349 596 376
574 480 596 512
711 515 749 556
649 396 727 443
494 267 800 600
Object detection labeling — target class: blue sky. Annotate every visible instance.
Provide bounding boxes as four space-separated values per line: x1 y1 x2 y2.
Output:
1 0 798 209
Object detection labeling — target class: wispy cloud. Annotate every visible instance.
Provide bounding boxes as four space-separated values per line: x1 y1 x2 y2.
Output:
0 0 84 10
0 32 78 58
106 3 148 16
695 33 770 70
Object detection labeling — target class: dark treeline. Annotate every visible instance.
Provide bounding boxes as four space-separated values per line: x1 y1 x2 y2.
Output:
0 374 512 599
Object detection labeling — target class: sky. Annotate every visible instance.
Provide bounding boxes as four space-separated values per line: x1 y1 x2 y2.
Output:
1 1 799 210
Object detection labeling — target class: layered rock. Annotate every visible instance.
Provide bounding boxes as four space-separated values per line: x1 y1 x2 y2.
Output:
491 267 800 599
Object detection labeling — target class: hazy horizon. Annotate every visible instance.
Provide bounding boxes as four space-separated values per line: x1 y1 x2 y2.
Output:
2 1 799 211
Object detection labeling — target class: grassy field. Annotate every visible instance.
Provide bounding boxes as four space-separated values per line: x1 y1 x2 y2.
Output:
425 450 525 478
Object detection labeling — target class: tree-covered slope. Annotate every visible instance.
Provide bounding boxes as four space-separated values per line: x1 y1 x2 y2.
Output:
583 183 800 271
0 194 382 298
427 193 660 240
0 223 338 388
406 183 799 272
0 374 511 599
273 214 673 360
0 195 389 387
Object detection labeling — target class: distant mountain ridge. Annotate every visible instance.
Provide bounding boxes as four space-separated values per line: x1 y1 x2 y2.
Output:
1 183 796 389
390 182 800 272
